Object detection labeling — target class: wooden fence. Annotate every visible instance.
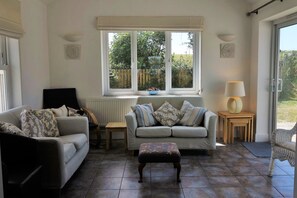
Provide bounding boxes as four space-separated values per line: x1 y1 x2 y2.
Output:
110 68 192 88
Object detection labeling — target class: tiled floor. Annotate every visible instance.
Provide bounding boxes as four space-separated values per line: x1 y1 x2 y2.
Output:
61 140 295 198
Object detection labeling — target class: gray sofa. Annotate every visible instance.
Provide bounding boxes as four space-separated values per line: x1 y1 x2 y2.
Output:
125 96 217 152
0 105 89 194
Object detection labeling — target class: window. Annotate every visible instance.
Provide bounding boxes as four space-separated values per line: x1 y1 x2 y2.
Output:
102 31 201 95
0 35 8 112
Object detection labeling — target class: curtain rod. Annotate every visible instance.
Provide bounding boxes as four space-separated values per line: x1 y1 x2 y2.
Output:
247 0 283 16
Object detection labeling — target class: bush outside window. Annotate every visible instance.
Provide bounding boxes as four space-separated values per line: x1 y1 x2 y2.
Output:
102 30 201 95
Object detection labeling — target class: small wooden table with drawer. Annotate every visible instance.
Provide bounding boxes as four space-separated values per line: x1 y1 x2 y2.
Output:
105 122 127 150
218 111 255 144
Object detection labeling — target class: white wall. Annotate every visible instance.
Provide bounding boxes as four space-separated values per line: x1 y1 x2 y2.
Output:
19 0 50 108
47 0 252 112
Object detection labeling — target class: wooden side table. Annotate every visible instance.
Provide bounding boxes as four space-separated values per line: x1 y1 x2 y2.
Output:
218 111 255 144
105 122 127 150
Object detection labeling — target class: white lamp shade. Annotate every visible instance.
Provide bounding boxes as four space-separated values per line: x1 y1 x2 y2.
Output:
225 81 245 97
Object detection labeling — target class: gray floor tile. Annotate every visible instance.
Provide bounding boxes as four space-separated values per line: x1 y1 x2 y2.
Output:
59 140 295 197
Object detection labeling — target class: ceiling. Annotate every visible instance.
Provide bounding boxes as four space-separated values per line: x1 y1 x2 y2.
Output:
41 0 264 5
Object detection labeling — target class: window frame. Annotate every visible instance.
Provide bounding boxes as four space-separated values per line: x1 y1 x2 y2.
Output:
0 35 9 112
102 30 201 96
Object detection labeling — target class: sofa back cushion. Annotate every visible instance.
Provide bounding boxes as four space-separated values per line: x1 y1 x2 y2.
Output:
137 96 204 110
0 106 30 128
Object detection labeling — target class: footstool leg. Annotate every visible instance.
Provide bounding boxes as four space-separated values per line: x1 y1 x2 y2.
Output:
174 162 181 183
138 163 146 183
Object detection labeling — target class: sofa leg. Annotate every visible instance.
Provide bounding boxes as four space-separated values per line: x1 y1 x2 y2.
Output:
207 150 214 156
42 188 61 198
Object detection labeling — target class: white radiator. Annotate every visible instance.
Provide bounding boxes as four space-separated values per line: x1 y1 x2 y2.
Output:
86 97 137 126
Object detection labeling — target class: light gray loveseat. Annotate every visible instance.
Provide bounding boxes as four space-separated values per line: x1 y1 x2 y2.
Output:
0 105 89 195
125 96 217 153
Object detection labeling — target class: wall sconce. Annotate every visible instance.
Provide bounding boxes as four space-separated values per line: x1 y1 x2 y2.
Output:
62 34 83 42
225 81 245 113
217 34 235 42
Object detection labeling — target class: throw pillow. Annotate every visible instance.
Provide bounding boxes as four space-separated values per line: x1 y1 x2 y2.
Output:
21 109 45 137
0 121 28 137
131 103 157 127
180 100 195 115
179 107 207 126
21 109 60 137
50 105 68 117
67 107 84 116
153 101 181 127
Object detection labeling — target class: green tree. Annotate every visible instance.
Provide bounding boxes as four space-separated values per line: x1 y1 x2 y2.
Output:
279 50 297 101
108 31 194 90
109 33 131 69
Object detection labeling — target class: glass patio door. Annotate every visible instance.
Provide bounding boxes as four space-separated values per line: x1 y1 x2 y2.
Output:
271 19 297 131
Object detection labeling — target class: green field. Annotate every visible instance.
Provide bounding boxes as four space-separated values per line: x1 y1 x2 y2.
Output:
277 100 297 122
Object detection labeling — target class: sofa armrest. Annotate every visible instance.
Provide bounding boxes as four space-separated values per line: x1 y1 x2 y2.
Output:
125 112 137 138
204 111 218 149
56 117 89 139
33 137 65 188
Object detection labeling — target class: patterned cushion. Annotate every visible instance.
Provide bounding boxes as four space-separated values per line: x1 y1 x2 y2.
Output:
67 107 83 116
20 109 60 137
0 121 28 137
179 107 207 126
131 103 157 127
153 101 181 127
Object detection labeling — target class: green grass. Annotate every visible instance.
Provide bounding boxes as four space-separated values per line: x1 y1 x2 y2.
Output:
277 100 297 122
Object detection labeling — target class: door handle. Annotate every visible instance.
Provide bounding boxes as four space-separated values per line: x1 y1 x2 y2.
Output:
278 78 283 92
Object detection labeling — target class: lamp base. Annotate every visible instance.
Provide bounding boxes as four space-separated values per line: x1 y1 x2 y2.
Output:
227 97 243 113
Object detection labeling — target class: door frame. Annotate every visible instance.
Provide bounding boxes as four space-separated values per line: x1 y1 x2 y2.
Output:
270 17 297 137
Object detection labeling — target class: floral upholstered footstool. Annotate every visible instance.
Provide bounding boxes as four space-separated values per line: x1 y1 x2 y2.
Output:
138 142 181 183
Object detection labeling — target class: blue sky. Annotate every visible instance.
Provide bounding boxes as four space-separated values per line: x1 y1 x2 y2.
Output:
280 24 297 50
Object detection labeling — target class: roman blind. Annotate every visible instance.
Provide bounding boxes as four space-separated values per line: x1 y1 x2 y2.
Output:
0 0 23 38
96 16 204 31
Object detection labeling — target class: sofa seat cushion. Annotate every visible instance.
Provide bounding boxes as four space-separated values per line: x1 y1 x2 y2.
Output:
171 126 207 138
59 134 87 150
277 141 296 152
136 126 171 137
63 143 77 164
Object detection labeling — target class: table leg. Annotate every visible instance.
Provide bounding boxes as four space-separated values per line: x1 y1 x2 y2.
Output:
230 121 234 144
218 116 221 140
124 128 127 150
106 129 110 150
223 118 228 144
251 118 254 142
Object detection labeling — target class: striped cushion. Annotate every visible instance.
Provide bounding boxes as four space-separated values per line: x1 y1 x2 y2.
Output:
131 103 157 127
179 107 207 126
180 100 195 115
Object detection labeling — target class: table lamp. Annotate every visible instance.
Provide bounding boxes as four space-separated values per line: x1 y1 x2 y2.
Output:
225 81 245 113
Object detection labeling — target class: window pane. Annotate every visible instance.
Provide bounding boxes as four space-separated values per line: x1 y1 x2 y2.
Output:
0 70 7 112
108 32 131 89
171 32 193 88
137 31 165 91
